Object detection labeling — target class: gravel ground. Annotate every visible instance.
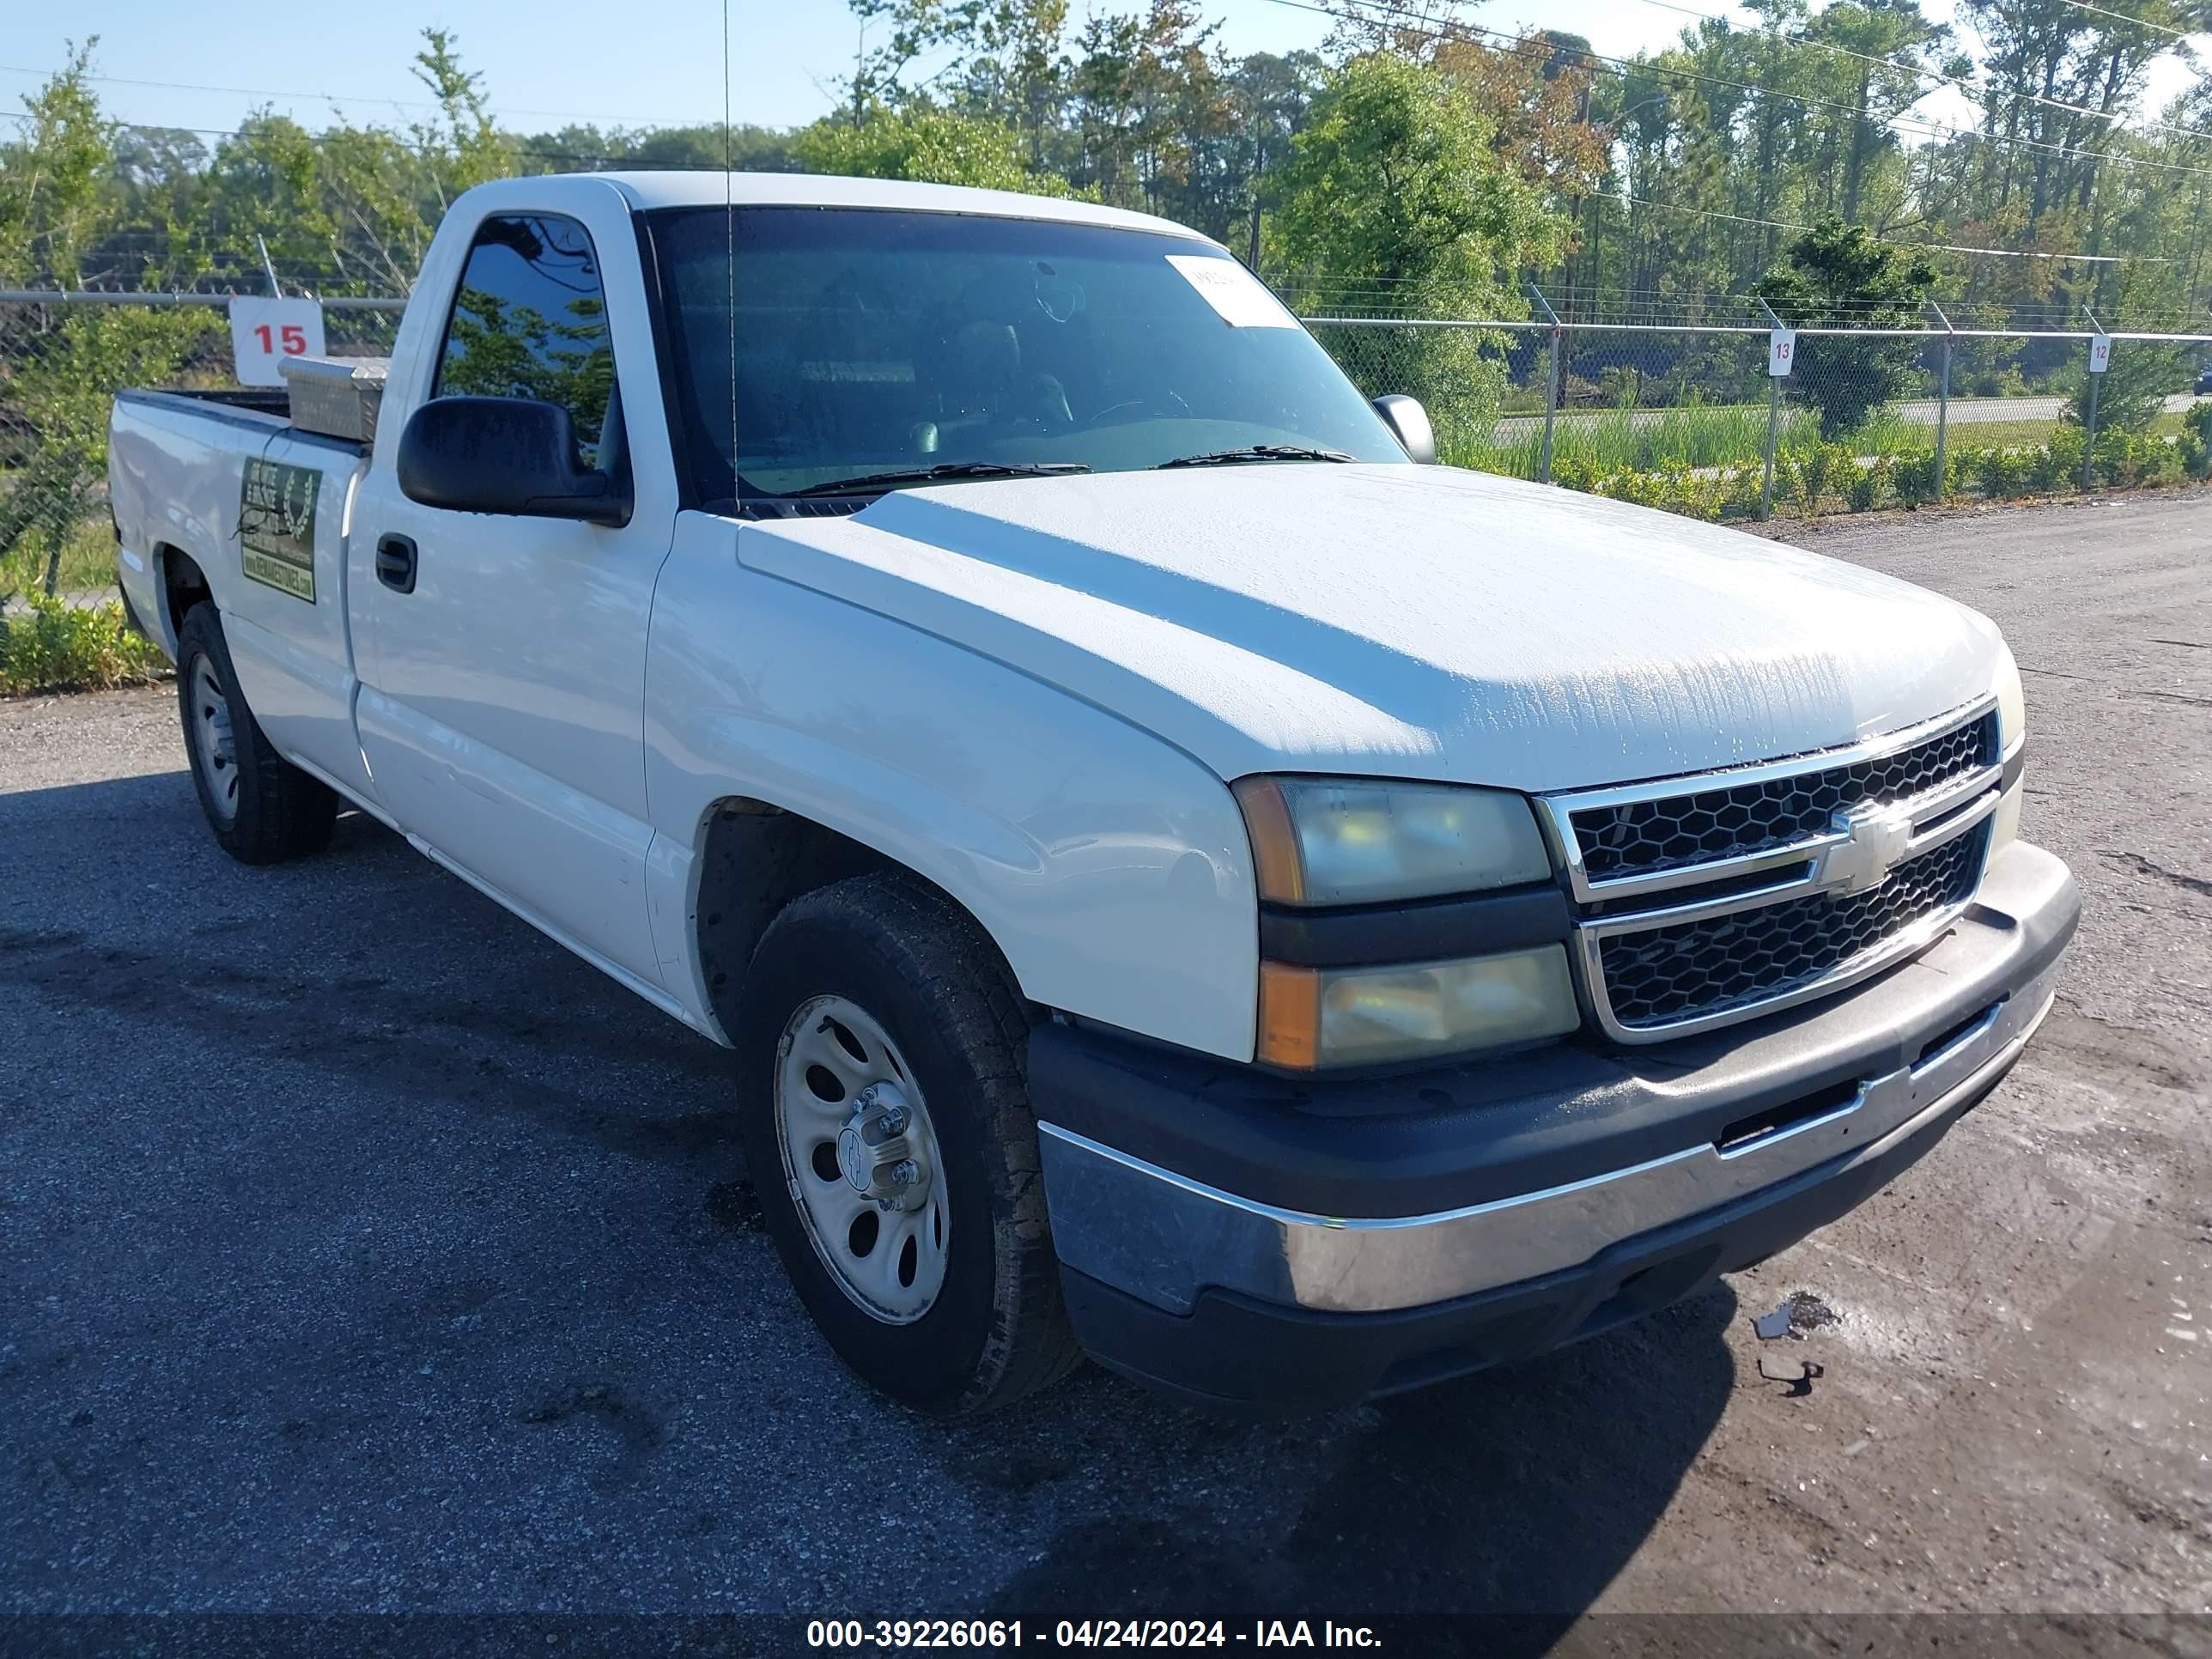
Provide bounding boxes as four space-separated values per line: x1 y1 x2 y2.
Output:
2 493 2208 1629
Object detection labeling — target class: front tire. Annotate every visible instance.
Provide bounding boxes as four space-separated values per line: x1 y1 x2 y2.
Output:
176 604 336 864
735 872 1080 1414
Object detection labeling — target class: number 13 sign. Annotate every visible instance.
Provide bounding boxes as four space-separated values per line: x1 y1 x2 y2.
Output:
228 296 326 387
1768 328 1796 378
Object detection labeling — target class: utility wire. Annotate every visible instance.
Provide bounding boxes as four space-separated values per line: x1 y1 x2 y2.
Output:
1627 0 2212 143
0 62 728 129
2058 0 2202 40
1266 0 2212 180
1618 191 2152 258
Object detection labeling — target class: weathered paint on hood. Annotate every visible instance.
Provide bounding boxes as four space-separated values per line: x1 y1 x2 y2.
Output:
736 463 2002 793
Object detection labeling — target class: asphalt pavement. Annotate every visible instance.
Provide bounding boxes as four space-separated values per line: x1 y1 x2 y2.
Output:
3 491 2208 1629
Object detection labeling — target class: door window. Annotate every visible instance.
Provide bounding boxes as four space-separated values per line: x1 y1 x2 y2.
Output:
434 214 619 469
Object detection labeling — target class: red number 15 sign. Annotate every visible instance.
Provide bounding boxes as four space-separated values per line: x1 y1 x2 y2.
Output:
228 296 327 387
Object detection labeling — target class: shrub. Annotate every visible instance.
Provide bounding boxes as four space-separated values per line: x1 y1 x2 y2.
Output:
2068 342 2192 437
2139 440 2183 487
1750 219 1937 439
2183 403 2212 480
1845 457 1893 514
0 593 171 696
1893 451 1942 507
1722 467 1766 520
2092 428 2142 487
1977 447 2027 499
2038 429 2084 492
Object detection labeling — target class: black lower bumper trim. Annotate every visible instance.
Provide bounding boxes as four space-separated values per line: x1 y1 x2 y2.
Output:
1030 842 2076 1219
1062 1048 2015 1411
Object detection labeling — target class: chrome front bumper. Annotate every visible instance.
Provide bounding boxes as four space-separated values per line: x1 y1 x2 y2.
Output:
1036 840 2076 1325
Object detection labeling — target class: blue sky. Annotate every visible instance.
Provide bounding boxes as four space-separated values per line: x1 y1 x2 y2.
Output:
4 0 2201 143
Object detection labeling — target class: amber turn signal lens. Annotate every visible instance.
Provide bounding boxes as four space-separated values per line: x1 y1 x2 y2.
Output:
1232 776 1306 904
1256 960 1322 1069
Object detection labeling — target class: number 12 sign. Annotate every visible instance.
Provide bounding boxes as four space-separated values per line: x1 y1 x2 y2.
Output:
228 296 326 387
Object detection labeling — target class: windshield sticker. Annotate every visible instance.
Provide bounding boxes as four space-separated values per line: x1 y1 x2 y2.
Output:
1166 255 1295 329
239 458 319 603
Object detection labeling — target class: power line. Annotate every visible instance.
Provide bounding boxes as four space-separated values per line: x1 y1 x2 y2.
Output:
0 63 727 130
1627 0 2212 143
2058 0 2202 40
0 107 641 170
1273 0 2212 180
1619 191 2154 258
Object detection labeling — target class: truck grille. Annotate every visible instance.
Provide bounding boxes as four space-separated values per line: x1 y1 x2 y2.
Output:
1543 700 2004 1042
1572 713 1996 882
1595 824 1990 1030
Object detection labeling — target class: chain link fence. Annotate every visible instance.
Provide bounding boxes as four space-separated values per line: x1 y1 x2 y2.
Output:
1319 313 2212 522
4 286 2209 605
0 290 401 602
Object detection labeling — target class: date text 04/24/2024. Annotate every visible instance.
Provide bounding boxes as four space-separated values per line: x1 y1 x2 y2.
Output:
805 1620 1383 1649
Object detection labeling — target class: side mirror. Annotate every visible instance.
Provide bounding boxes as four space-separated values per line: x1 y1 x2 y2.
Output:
397 396 629 526
1370 394 1437 465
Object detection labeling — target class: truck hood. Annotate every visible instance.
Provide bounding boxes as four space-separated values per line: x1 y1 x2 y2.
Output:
737 464 2002 793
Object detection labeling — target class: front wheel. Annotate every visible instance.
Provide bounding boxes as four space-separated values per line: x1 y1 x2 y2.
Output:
734 872 1080 1414
176 604 336 864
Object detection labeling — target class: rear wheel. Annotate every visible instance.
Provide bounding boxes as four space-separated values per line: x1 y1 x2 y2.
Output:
735 871 1080 1414
176 604 336 864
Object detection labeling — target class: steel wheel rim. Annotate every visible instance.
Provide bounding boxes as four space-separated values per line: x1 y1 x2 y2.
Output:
188 655 240 825
774 994 950 1324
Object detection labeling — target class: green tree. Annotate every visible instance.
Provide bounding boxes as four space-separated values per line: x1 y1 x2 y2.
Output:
1272 53 1559 451
0 46 218 593
1274 54 1559 310
792 104 1077 193
2069 337 2191 434
1 306 218 597
1753 218 1939 436
0 40 112 285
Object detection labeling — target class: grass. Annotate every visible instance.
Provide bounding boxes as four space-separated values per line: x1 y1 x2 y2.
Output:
1461 400 2195 478
0 592 169 696
1452 400 2210 523
0 513 118 601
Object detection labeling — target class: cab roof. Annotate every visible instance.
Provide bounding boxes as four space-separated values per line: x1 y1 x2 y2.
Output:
586 170 1217 244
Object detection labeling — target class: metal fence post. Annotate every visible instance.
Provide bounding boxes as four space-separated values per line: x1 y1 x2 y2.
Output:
1928 301 1954 503
2080 313 2102 493
1758 298 1785 520
1529 281 1560 485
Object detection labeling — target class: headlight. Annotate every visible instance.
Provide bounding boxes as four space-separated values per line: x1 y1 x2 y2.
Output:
1993 638 2026 754
1233 777 1553 906
1991 639 2026 854
1258 949 1581 1069
1234 775 1575 1067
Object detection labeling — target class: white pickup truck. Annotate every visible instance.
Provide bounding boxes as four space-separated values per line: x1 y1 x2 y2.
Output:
110 172 2077 1414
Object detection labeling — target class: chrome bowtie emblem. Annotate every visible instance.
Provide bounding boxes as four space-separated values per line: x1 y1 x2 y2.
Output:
1823 804 1915 896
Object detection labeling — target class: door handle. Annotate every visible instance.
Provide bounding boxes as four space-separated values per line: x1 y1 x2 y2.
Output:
375 533 417 594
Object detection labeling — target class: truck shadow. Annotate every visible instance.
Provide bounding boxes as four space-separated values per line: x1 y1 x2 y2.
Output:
3 765 1741 1624
982 1289 1736 1633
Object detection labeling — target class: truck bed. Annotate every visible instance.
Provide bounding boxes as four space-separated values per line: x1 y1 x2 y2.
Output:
113 387 367 459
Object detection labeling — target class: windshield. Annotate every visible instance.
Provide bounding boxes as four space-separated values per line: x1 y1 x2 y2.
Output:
648 206 1407 505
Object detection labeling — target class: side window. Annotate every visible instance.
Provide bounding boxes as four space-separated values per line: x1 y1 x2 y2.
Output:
434 214 618 469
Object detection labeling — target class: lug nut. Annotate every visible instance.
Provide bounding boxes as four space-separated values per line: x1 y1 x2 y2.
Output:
888 1158 919 1188
878 1103 908 1134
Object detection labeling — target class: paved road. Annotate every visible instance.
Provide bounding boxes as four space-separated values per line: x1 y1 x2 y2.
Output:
1493 390 2208 442
3 495 2209 1628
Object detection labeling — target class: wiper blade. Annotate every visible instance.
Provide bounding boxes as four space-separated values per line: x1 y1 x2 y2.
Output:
1152 445 1356 470
787 461 1090 498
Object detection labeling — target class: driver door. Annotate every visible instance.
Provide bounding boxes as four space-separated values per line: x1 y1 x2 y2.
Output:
349 194 681 988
